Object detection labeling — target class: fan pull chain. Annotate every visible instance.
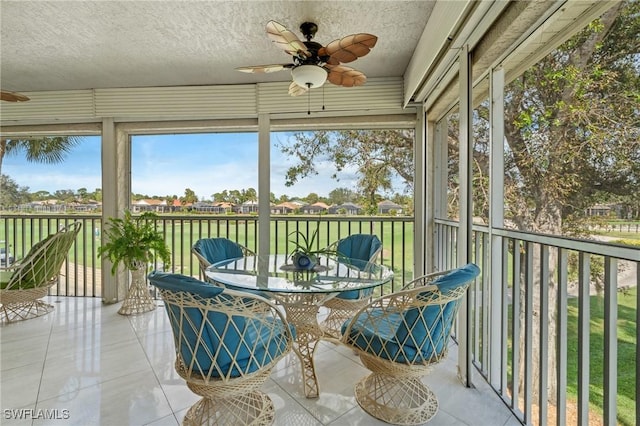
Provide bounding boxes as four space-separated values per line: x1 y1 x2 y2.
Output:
307 83 312 115
322 85 325 111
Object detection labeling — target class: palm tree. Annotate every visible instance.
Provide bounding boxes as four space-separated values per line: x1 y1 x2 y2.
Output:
0 136 83 174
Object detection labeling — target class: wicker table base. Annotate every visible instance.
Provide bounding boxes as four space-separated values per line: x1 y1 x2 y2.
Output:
273 293 330 399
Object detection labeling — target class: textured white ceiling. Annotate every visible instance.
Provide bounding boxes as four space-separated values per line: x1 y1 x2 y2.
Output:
0 1 434 93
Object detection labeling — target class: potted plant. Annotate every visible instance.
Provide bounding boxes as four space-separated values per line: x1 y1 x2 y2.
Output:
99 210 170 315
288 227 336 270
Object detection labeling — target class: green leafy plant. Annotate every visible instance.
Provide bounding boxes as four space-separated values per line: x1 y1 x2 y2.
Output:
288 228 337 270
98 210 170 274
288 228 336 258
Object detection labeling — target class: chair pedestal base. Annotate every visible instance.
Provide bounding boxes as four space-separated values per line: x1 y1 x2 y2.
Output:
181 365 276 425
183 390 274 426
0 286 54 323
354 373 438 425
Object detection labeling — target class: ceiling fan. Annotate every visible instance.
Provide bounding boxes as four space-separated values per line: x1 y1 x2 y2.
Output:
1 90 30 102
236 20 377 97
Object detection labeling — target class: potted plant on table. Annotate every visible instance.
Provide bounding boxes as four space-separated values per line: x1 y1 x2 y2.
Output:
288 228 336 270
99 210 170 315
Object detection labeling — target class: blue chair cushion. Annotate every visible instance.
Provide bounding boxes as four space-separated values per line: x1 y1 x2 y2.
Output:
341 309 422 363
336 287 374 300
335 235 381 301
193 238 245 265
149 272 291 378
336 234 381 263
342 263 480 363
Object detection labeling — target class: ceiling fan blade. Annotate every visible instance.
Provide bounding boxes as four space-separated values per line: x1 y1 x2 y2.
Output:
319 33 378 64
236 64 292 73
266 20 311 58
1 90 30 102
288 81 309 97
325 65 367 87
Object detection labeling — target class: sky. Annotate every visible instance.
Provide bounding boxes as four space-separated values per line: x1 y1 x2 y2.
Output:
2 132 370 200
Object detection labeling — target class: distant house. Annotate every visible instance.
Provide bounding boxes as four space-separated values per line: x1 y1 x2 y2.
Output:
17 199 66 213
328 202 362 215
271 202 300 214
585 203 619 217
301 202 329 214
213 201 235 213
238 200 259 214
69 200 101 212
132 199 169 213
378 200 403 215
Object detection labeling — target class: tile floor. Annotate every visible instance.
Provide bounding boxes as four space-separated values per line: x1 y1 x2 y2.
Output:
1 297 521 425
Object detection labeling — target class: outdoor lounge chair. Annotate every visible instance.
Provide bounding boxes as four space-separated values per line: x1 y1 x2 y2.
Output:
320 233 382 338
192 237 254 277
0 221 82 323
148 271 295 426
340 263 480 425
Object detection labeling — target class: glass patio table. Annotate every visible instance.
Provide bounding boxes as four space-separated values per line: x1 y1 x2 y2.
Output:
205 253 394 398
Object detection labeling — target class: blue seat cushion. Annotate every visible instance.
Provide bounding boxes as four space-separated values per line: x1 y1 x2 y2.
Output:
336 287 374 300
341 309 423 363
342 263 480 363
149 272 291 378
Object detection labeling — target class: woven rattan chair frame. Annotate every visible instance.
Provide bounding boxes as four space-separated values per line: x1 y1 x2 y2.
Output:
340 264 479 425
321 234 382 338
0 222 82 323
191 238 255 278
150 273 294 426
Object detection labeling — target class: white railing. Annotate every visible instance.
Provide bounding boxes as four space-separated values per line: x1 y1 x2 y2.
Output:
435 219 639 426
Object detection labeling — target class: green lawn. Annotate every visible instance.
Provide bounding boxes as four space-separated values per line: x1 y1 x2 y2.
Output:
566 287 637 426
1 215 415 289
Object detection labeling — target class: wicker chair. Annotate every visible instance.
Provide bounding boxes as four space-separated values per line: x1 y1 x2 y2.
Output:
0 222 82 323
340 263 480 425
320 234 382 338
192 238 254 277
148 271 295 426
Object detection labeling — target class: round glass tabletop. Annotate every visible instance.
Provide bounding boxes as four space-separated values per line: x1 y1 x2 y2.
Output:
205 254 393 294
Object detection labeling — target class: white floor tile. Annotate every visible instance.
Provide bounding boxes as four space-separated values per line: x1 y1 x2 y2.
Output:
0 297 519 426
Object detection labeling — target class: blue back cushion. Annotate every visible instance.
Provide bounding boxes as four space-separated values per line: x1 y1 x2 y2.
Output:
335 234 381 300
193 238 244 265
395 263 480 358
336 234 381 262
148 271 289 377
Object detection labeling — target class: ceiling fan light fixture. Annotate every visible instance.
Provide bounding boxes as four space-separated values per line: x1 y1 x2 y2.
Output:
291 65 327 89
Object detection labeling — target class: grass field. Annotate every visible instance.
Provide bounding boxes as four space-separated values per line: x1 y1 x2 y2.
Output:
0 216 416 289
566 287 637 426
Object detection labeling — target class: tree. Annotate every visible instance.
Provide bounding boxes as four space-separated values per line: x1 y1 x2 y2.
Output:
504 2 639 236
180 188 198 204
76 187 88 202
304 192 319 204
446 1 639 407
32 190 52 201
53 189 75 203
328 187 359 205
0 175 30 207
503 2 639 405
242 188 257 203
279 130 414 204
0 136 82 174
